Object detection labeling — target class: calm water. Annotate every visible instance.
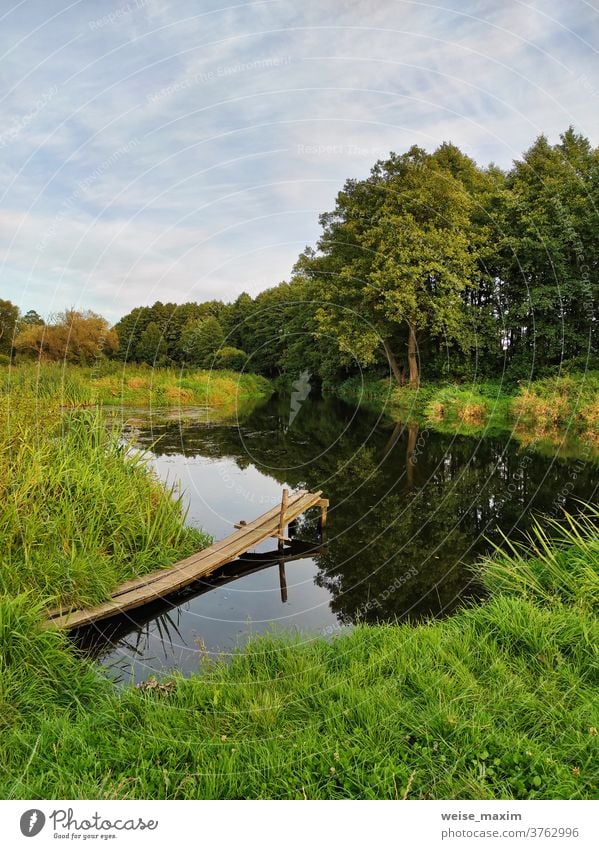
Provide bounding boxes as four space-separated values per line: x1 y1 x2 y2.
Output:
77 395 598 683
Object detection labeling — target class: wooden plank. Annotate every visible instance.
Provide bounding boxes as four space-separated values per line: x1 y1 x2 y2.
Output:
46 488 324 630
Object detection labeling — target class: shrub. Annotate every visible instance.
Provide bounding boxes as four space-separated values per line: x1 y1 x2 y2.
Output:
215 346 248 371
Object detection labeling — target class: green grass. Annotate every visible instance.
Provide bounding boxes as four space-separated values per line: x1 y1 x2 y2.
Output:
0 392 210 609
1 362 273 413
334 372 599 457
0 508 597 799
1 364 596 799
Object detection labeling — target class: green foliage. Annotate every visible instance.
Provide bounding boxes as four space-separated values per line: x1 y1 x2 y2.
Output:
0 298 19 356
294 145 496 386
215 346 248 370
181 316 225 367
335 372 598 456
496 129 598 371
135 321 169 366
481 507 599 612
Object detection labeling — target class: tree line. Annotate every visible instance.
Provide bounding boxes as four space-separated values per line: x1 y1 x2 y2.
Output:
2 128 597 384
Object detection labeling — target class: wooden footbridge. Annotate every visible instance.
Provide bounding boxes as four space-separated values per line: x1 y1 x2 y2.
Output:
46 488 328 631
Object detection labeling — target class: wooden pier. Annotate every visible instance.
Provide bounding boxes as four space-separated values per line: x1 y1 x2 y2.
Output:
46 488 328 630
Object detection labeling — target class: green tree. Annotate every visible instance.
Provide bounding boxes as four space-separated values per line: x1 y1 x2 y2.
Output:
18 309 44 329
297 145 484 387
215 346 248 370
0 299 19 356
498 129 598 371
135 321 169 366
181 316 225 367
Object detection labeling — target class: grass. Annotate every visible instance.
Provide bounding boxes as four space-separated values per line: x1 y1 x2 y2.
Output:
511 373 599 451
0 507 597 799
1 362 273 413
334 372 599 457
0 391 211 609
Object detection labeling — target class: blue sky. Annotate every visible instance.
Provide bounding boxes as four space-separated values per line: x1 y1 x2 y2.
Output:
1 0 598 323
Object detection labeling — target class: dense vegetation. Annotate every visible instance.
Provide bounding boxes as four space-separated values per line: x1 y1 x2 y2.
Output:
0 387 211 609
1 509 597 799
335 371 599 454
0 363 272 415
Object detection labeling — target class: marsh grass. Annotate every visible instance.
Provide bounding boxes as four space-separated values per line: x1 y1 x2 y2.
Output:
511 373 599 449
480 506 599 613
336 373 599 455
1 362 272 412
0 393 210 608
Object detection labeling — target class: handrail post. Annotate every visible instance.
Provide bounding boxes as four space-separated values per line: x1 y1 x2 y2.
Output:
278 488 289 551
318 498 329 542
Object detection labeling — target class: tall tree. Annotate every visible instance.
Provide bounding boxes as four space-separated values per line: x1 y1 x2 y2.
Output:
296 145 484 386
181 316 225 367
135 321 169 366
498 129 598 370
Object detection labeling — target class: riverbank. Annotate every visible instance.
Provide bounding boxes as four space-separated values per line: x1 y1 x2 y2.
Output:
333 372 599 459
0 390 212 609
1 498 597 798
1 363 273 413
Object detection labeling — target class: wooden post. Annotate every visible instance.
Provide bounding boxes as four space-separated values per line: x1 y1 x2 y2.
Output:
278 560 288 603
278 488 289 552
317 498 329 541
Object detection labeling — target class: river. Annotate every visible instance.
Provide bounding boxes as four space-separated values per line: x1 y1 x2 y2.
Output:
76 394 598 682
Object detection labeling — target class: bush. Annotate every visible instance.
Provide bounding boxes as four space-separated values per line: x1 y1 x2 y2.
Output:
215 346 248 371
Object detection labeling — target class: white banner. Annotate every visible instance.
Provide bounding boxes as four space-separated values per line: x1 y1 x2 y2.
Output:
0 800 597 848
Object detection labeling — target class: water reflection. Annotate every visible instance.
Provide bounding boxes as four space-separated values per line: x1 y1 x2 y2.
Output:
81 395 598 681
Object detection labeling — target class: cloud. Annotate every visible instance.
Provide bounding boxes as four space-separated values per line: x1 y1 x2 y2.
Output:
0 0 597 320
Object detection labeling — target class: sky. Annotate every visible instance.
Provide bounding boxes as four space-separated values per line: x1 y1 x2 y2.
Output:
0 0 598 323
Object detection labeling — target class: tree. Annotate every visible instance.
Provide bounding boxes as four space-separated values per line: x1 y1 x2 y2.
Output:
0 299 19 356
296 145 484 387
14 309 117 363
17 309 44 330
497 129 598 371
135 321 169 366
215 346 248 370
181 316 225 367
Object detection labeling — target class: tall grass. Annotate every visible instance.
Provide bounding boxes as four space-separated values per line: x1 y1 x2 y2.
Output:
480 506 599 613
511 372 599 449
0 393 210 608
335 372 599 456
1 362 272 411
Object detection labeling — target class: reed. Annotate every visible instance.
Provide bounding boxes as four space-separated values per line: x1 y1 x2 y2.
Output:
0 392 210 608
